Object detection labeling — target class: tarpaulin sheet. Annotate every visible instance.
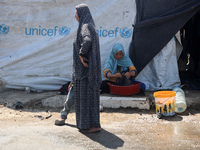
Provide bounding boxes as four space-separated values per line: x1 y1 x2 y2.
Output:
130 0 200 73
0 0 136 91
136 33 183 91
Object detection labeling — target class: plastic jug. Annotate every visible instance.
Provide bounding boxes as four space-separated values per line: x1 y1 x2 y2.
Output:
173 86 187 113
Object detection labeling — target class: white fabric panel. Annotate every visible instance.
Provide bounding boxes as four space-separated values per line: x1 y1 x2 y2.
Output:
136 36 182 91
0 0 136 90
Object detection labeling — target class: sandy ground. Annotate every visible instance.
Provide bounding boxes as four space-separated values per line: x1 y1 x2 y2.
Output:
0 89 200 150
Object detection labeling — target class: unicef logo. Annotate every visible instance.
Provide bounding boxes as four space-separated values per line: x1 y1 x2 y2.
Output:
0 24 9 35
59 26 71 36
97 27 132 38
25 26 71 36
120 27 132 38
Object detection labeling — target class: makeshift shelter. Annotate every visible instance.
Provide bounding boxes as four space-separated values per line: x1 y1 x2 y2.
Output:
1 0 200 92
0 0 136 91
130 0 200 91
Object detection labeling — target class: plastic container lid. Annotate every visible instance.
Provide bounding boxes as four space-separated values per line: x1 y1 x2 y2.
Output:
154 91 176 98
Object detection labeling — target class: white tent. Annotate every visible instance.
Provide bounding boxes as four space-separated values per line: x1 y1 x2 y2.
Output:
1 0 186 92
0 0 136 91
136 33 183 91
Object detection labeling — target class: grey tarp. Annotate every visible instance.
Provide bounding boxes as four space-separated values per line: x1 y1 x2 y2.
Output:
130 0 200 73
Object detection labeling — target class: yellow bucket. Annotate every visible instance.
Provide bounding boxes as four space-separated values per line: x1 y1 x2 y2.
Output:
154 91 176 117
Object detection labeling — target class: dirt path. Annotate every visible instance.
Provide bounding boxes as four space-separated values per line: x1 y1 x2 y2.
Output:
0 89 200 149
0 104 200 150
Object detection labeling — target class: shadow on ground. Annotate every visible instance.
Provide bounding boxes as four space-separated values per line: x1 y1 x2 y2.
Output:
82 128 124 149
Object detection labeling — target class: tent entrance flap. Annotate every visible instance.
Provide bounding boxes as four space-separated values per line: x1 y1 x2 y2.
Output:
130 0 200 73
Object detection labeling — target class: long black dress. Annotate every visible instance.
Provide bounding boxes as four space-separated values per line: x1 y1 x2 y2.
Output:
73 4 101 130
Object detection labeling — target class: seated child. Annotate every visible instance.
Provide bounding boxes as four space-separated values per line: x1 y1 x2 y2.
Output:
100 43 137 93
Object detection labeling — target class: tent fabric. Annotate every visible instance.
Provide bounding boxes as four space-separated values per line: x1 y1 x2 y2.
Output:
0 0 136 91
130 0 200 73
136 33 183 91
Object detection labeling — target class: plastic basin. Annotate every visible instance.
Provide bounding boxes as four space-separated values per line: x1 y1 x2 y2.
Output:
108 82 141 96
